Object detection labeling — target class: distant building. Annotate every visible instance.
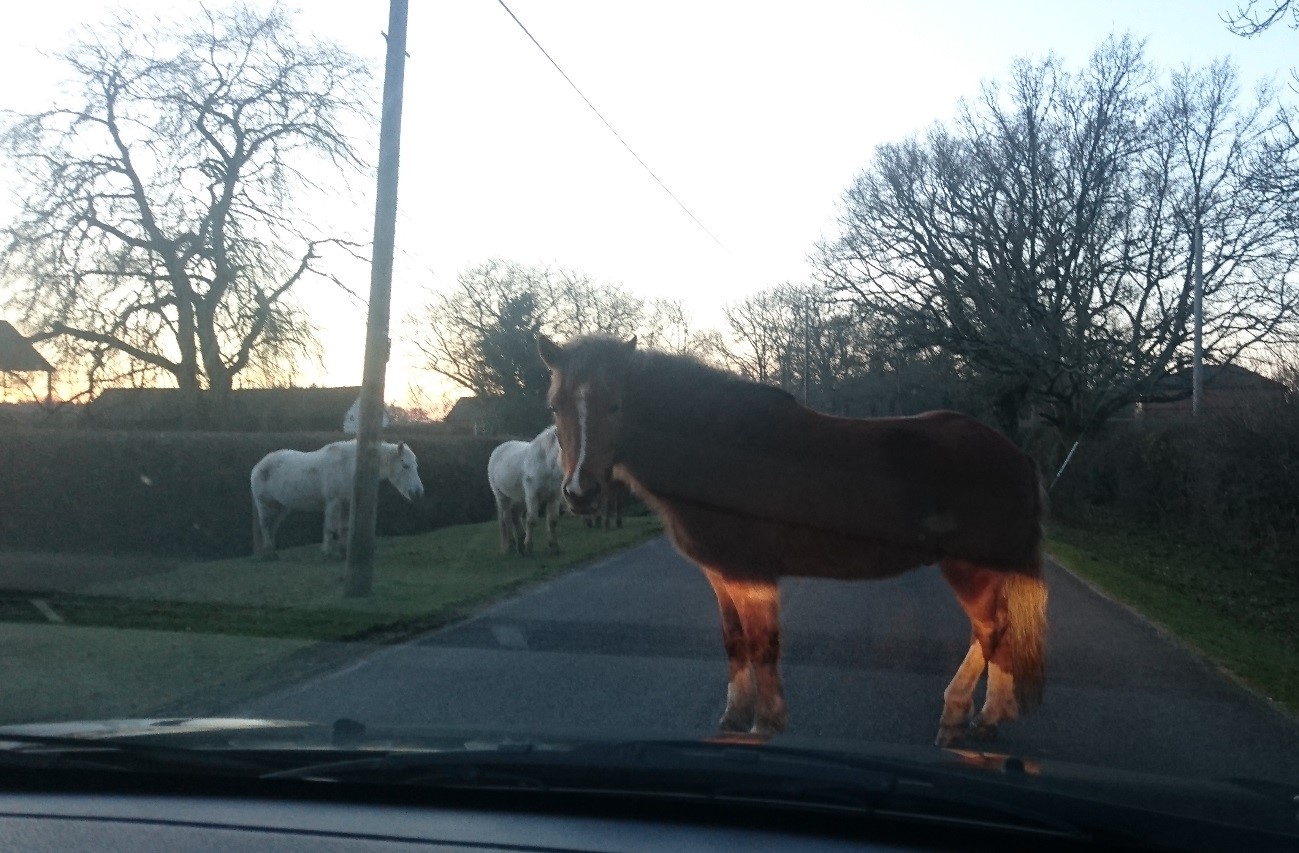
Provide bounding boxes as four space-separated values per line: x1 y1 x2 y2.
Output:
443 395 498 436
0 320 54 405
1137 364 1288 420
342 397 393 434
85 386 362 431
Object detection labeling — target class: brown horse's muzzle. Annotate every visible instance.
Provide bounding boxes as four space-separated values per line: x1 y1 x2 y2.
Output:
562 477 603 516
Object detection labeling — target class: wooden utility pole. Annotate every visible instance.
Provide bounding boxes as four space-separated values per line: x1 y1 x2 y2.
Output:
802 295 810 405
1192 220 1204 418
346 0 409 597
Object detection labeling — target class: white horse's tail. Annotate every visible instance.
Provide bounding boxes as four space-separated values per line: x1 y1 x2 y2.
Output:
251 490 263 557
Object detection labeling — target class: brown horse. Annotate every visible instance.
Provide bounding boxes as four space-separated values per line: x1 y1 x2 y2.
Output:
538 334 1047 747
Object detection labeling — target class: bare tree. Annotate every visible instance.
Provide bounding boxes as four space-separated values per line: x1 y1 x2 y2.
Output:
1223 0 1299 36
408 260 647 434
411 261 550 399
0 3 372 412
639 297 714 358
1221 0 1299 209
816 36 1299 441
547 269 643 343
711 283 873 414
716 286 799 386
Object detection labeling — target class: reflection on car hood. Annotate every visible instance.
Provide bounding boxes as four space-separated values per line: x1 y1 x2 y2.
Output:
0 717 316 742
1 717 1296 846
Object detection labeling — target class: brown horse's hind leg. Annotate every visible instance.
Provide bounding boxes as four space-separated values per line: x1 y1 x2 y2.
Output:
704 569 755 733
938 560 1012 745
936 634 986 747
974 638 1020 739
708 571 787 738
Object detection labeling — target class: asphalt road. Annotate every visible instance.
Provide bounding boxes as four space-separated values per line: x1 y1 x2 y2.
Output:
240 535 1299 785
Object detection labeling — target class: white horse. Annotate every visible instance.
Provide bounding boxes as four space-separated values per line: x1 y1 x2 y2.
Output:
487 425 564 554
251 439 424 559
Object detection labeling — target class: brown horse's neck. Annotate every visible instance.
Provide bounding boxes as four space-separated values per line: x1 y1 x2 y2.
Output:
613 351 802 512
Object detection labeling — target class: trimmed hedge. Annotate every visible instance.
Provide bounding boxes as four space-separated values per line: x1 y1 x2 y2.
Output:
0 429 499 557
1051 401 1299 555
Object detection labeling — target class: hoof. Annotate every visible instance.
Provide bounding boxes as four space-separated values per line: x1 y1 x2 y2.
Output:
706 731 768 746
718 709 755 733
935 724 966 748
968 718 999 742
749 707 788 739
255 552 280 562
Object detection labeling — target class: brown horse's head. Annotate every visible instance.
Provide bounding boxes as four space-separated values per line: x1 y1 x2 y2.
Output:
538 334 638 516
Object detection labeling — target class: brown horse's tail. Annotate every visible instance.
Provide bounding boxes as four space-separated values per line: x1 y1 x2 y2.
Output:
1005 551 1048 714
1003 462 1048 712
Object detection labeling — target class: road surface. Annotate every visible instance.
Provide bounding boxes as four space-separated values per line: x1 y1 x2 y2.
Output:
239 535 1299 784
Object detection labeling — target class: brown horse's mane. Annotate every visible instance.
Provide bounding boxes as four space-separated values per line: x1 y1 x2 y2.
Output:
561 336 806 459
562 335 786 406
629 348 798 428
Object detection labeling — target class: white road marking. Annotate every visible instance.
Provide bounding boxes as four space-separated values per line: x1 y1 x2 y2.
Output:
491 625 529 650
30 599 64 624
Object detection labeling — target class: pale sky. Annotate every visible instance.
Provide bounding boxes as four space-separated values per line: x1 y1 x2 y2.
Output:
1 1 1295 406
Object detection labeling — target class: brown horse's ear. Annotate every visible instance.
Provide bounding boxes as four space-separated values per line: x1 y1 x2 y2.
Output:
624 335 637 351
538 335 566 370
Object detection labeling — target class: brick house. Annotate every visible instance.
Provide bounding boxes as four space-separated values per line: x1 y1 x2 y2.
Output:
1137 364 1288 420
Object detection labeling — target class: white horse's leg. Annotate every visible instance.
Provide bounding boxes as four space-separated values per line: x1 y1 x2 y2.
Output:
544 495 560 553
255 499 286 560
510 503 526 554
266 506 287 551
523 485 541 556
494 491 513 554
336 499 351 558
323 499 344 558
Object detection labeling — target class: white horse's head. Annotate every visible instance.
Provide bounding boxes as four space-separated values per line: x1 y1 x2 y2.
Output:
537 424 561 461
382 441 424 501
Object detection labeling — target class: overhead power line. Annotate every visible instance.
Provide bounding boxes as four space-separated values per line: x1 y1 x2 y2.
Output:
494 0 734 257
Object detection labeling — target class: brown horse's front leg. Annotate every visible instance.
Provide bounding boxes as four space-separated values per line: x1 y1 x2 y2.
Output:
713 572 787 738
704 569 755 733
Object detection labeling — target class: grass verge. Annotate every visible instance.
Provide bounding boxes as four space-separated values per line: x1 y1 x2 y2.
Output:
80 514 664 634
0 515 663 723
1047 521 1299 717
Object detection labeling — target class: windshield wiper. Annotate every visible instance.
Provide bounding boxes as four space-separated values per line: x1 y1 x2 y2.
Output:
0 732 294 776
263 738 1088 841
